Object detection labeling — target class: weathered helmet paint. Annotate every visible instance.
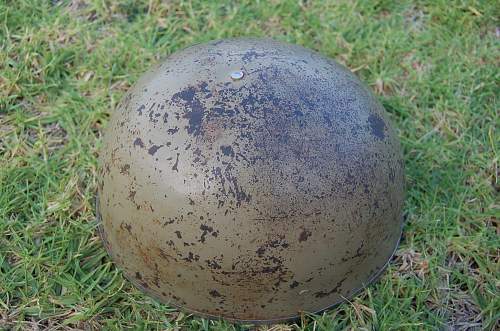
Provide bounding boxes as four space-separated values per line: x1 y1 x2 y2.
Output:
97 38 405 323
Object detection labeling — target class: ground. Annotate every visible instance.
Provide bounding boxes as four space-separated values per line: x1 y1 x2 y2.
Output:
0 0 498 330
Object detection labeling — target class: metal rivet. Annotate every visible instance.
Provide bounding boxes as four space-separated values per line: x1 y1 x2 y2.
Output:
230 70 244 80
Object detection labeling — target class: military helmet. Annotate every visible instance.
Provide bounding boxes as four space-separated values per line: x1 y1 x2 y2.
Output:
97 38 404 323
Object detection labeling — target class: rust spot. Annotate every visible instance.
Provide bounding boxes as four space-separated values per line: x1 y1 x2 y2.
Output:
120 164 130 174
152 263 160 287
158 248 176 261
201 119 224 143
120 222 132 234
298 228 312 242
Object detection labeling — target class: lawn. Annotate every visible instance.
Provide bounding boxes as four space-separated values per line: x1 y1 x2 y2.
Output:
0 0 498 330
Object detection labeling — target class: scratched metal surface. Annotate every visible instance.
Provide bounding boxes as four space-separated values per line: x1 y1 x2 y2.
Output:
96 38 405 323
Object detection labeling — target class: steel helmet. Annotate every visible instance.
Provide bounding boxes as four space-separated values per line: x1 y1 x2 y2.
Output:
97 38 405 323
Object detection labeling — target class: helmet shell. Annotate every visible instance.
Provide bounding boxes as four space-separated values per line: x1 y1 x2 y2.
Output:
97 38 404 323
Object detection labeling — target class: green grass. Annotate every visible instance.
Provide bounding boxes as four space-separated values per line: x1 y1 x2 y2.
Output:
0 0 498 330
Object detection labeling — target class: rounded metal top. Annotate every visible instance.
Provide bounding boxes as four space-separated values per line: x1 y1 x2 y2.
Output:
97 38 404 324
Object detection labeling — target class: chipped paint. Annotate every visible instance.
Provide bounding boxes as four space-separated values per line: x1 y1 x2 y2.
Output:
96 38 405 324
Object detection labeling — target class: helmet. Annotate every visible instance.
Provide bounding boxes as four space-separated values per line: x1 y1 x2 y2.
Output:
97 38 404 323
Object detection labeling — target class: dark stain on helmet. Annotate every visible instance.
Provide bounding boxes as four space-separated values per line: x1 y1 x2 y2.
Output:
256 237 290 258
158 248 177 262
172 153 180 171
367 114 386 140
242 49 268 63
120 164 130 174
183 252 200 262
120 221 133 234
167 127 179 134
184 106 204 136
136 104 145 115
298 228 312 242
209 289 222 298
211 165 251 207
147 104 159 124
220 145 235 157
152 263 161 287
314 276 347 298
206 259 222 270
148 144 163 155
341 240 365 262
171 85 207 137
133 137 145 148
199 224 218 243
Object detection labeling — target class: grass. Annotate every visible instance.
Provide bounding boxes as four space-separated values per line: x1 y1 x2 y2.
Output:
0 0 498 330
